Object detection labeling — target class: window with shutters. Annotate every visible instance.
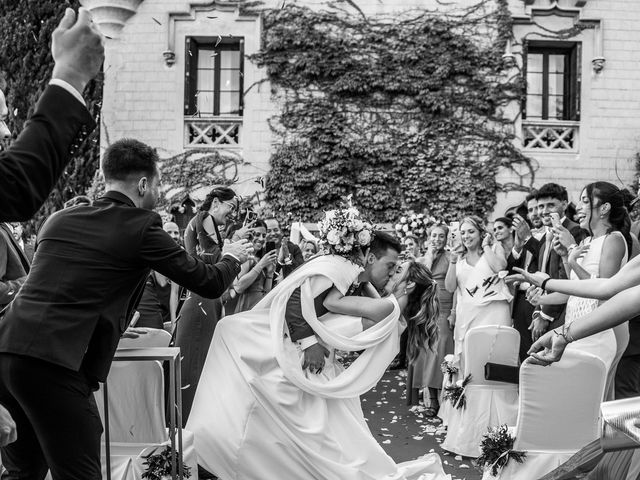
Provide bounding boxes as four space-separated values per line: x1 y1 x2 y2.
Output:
183 36 244 148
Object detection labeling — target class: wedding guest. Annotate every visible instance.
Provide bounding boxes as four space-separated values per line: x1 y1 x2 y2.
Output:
299 239 318 261
527 181 631 399
163 221 182 246
135 271 174 329
445 216 511 361
175 186 241 423
264 217 304 280
0 7 105 448
227 220 278 314
514 183 587 341
408 224 454 416
403 235 421 259
0 223 29 310
493 217 514 261
0 138 251 478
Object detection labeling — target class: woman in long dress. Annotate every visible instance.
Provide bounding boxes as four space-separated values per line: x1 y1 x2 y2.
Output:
187 211 451 480
412 224 455 416
174 186 239 422
527 182 631 399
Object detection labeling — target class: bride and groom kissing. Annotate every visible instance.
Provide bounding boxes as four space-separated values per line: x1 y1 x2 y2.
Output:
187 208 452 480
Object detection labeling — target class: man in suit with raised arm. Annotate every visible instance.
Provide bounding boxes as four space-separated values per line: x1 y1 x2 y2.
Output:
0 8 103 223
0 7 105 448
0 138 253 479
511 183 587 342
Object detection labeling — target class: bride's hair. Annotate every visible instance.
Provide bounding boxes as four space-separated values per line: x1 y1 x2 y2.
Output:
404 262 440 363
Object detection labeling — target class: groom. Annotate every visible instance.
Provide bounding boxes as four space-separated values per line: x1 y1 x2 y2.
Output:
286 232 403 373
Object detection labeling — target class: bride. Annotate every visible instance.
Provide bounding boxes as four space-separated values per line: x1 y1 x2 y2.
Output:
186 206 451 480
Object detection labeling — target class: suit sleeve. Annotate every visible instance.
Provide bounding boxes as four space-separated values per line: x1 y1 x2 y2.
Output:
281 242 305 278
285 282 333 342
0 85 95 222
140 214 241 299
0 241 26 305
571 225 589 245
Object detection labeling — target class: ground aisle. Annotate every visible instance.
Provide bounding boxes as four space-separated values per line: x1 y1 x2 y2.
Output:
362 369 482 480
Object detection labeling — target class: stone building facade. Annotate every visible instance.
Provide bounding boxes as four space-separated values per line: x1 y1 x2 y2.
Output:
94 0 640 215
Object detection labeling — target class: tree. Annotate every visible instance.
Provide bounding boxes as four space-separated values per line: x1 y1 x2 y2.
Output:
0 0 103 231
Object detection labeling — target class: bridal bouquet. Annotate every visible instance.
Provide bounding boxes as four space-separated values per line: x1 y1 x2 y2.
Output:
394 212 437 239
440 354 459 383
443 374 472 410
318 201 374 259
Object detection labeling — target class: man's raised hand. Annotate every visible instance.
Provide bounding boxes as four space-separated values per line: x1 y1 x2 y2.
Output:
223 239 254 264
52 7 105 94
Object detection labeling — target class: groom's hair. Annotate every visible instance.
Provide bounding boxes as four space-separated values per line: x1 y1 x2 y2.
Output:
369 231 402 258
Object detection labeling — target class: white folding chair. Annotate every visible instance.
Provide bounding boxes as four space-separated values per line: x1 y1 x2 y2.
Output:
95 351 197 480
482 349 606 479
442 325 520 457
117 327 172 349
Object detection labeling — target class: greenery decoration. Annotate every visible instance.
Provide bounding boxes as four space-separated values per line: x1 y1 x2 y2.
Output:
443 373 472 410
141 445 192 480
249 0 531 225
0 0 103 233
477 424 526 476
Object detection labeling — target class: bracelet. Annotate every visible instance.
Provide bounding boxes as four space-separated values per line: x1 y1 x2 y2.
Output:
554 324 575 343
567 243 578 254
540 277 551 291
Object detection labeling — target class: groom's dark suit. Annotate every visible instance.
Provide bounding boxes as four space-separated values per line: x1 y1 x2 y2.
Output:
0 191 242 478
0 85 94 222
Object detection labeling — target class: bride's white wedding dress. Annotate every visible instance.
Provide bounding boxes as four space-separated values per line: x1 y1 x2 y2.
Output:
186 255 450 480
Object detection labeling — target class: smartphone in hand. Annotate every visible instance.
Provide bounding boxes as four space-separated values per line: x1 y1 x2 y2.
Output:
550 212 561 228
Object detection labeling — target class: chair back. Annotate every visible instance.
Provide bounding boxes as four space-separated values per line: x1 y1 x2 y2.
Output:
95 360 167 443
463 325 520 386
118 328 171 349
513 349 606 452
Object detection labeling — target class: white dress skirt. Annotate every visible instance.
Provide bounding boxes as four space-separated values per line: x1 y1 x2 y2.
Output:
186 255 451 480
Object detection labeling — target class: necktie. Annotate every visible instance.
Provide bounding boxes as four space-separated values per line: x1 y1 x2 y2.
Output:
541 229 553 274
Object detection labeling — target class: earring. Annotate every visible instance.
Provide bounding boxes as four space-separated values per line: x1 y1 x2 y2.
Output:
403 288 408 295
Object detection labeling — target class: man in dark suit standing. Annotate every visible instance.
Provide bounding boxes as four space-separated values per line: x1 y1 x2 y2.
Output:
0 7 105 448
0 138 253 479
511 183 587 342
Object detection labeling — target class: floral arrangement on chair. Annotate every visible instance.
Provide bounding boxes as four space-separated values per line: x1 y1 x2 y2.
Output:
443 374 472 410
141 446 192 480
317 196 374 264
440 354 459 383
394 212 437 239
476 424 527 476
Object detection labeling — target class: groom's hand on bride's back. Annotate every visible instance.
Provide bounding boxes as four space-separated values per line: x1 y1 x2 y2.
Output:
303 343 329 374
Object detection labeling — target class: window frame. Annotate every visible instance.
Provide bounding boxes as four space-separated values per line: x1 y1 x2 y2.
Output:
523 40 581 122
184 36 245 117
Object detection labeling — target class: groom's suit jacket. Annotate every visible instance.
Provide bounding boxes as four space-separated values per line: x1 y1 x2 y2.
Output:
0 191 241 385
286 284 365 342
0 85 94 222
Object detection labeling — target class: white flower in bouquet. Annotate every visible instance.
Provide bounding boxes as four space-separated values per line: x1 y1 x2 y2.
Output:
352 219 364 231
402 224 409 232
417 213 424 219
325 210 336 221
395 224 402 231
346 207 359 219
456 379 464 387
357 230 371 246
444 354 455 362
410 221 418 228
344 233 355 245
326 229 341 245
400 216 407 223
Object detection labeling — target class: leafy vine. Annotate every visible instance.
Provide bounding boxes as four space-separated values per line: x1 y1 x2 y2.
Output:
249 0 531 223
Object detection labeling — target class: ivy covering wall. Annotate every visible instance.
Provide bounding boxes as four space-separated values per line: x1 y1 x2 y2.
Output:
251 0 529 223
0 0 102 229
